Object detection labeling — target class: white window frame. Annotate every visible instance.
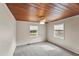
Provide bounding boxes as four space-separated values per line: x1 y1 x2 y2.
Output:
54 23 64 40
29 25 38 37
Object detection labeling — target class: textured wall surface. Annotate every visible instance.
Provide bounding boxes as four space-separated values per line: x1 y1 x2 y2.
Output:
16 21 46 46
47 15 79 54
0 4 16 56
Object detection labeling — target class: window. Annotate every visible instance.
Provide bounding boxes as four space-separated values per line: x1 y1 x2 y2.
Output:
30 25 38 37
54 23 64 40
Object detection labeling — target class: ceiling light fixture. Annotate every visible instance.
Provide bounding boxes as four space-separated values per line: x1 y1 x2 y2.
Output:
40 18 46 24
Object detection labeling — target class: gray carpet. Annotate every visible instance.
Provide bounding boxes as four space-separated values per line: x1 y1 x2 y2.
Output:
13 42 77 56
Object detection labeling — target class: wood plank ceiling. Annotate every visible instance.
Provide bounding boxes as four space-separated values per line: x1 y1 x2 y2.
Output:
6 3 79 22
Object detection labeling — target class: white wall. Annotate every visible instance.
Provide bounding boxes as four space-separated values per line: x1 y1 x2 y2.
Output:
16 21 46 46
47 15 79 54
0 4 16 56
